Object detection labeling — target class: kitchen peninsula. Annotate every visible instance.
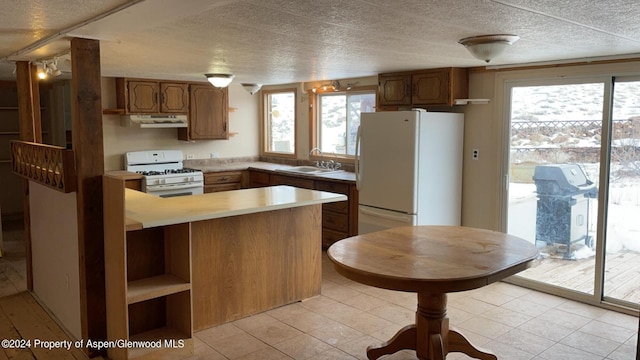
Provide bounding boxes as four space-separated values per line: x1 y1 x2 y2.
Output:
103 174 347 360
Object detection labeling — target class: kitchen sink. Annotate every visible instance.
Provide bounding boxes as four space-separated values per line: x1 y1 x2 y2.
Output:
275 166 343 175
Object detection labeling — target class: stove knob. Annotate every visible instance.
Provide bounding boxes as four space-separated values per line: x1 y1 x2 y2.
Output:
159 179 166 185
189 176 195 182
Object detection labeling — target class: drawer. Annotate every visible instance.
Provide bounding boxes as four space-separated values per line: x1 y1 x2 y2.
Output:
204 171 243 185
322 228 348 248
314 180 349 195
204 183 242 193
323 200 348 214
322 210 348 232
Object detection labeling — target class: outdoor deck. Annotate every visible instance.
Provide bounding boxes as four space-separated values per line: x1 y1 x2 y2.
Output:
518 249 640 305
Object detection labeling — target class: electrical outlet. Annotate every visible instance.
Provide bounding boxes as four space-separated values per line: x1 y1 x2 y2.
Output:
472 149 479 160
210 152 219 158
186 154 195 160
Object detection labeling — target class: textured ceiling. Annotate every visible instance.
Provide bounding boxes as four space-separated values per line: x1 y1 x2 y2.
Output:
1 0 640 84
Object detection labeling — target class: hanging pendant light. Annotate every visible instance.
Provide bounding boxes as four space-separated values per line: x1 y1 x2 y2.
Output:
241 83 262 95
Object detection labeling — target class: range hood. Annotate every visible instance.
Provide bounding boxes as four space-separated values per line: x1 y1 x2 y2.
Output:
122 114 188 128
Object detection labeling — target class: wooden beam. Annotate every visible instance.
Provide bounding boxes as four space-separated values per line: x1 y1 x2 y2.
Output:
15 61 42 292
70 38 106 357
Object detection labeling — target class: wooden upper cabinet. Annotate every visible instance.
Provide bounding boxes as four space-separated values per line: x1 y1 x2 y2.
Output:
127 80 159 113
378 74 411 106
116 78 188 114
160 83 189 113
179 84 228 141
378 67 468 108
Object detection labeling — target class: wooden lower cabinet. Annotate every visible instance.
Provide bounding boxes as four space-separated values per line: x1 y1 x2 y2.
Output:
203 171 245 193
249 169 358 247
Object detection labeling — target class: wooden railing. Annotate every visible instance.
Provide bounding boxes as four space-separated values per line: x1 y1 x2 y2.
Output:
11 140 76 193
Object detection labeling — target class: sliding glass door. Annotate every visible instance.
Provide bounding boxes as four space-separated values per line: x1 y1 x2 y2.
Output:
503 76 640 309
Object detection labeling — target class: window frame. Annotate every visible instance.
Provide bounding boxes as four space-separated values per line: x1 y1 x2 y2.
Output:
261 88 298 158
309 85 377 163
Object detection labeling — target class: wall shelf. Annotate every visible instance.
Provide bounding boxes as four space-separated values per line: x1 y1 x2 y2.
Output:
127 275 191 304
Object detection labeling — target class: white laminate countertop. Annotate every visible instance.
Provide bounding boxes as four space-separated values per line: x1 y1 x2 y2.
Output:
125 185 347 229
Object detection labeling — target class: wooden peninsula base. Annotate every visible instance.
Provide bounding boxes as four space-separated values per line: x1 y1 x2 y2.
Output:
104 174 345 360
191 205 321 330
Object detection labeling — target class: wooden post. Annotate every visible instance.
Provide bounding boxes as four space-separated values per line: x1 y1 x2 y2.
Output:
70 38 106 357
15 61 42 291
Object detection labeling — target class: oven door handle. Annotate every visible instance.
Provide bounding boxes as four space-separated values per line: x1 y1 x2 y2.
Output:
147 182 203 191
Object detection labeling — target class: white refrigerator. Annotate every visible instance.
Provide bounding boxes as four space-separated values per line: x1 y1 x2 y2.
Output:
356 110 464 234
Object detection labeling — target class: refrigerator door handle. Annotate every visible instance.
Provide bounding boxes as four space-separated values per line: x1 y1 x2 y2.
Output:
360 207 410 222
355 125 362 190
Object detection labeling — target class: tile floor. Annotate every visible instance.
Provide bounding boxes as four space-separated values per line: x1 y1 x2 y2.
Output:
189 254 638 360
0 227 637 359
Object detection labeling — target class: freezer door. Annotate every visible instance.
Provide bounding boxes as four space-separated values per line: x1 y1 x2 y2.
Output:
359 111 419 214
358 205 416 235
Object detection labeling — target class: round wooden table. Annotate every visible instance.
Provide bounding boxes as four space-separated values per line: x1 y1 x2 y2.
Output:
327 225 539 360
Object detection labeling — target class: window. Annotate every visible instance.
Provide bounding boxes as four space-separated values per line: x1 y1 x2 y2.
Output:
316 89 375 156
262 89 296 155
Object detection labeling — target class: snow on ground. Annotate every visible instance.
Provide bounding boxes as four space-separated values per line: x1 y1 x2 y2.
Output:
508 181 640 254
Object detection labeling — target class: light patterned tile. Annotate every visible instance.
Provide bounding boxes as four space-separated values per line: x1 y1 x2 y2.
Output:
579 320 636 343
486 282 534 298
321 284 363 302
280 311 341 333
595 310 640 331
336 335 380 360
367 303 414 326
234 347 292 360
341 292 390 311
538 343 603 360
502 298 555 317
334 311 395 335
482 340 535 360
245 321 303 346
273 334 333 360
523 291 567 308
480 306 533 327
535 308 591 331
307 322 364 346
517 317 575 341
558 300 607 319
496 328 556 355
313 348 358 360
203 332 269 359
195 323 245 343
232 312 279 332
560 330 621 357
458 316 513 340
606 341 637 360
449 296 499 315
470 288 516 306
267 303 311 321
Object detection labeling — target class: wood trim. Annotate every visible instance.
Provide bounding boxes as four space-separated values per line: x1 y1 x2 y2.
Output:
260 88 298 159
70 38 106 357
14 61 39 292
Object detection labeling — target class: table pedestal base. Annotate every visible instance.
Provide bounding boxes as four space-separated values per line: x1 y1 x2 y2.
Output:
366 293 497 360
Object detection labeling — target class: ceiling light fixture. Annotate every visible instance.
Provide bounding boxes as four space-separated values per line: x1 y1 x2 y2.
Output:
241 83 262 95
331 80 341 91
458 34 519 63
35 58 63 80
205 73 234 88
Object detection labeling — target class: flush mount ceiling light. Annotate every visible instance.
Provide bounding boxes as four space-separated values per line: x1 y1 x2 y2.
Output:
205 73 234 88
241 83 262 95
458 34 520 63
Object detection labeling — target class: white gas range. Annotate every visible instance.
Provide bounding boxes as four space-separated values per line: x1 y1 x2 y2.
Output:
125 150 204 197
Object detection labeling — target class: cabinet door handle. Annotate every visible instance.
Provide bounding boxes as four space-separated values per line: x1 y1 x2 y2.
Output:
405 84 410 96
161 92 165 105
153 92 158 105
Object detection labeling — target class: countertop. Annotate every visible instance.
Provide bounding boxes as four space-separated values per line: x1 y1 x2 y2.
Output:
190 161 356 183
125 185 347 229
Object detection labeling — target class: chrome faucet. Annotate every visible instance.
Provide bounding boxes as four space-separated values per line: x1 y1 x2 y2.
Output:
309 147 324 168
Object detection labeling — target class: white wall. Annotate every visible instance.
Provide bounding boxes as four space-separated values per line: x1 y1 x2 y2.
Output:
29 181 81 339
102 78 261 171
